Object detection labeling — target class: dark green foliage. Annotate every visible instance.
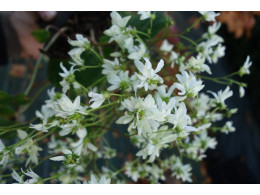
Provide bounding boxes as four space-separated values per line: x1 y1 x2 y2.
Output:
32 29 50 43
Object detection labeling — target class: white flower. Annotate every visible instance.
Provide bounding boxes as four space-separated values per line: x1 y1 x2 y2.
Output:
160 39 174 54
87 174 111 184
12 168 40 184
168 102 197 137
186 56 211 74
59 63 79 93
59 120 85 136
208 86 233 109
15 130 42 166
88 92 106 109
203 22 222 38
22 168 40 184
128 40 147 60
11 169 23 184
136 126 177 162
29 120 58 133
111 11 131 28
174 71 204 100
56 94 87 118
169 51 179 68
185 130 217 161
211 44 226 64
71 128 88 155
190 93 211 119
135 58 164 91
102 58 121 75
35 104 55 123
221 121 235 134
125 162 140 182
0 139 5 153
138 11 151 20
104 25 121 37
59 63 77 79
155 84 175 103
116 94 164 135
107 71 132 92
171 157 192 183
156 97 176 121
50 149 72 162
199 11 220 22
239 86 245 98
68 34 90 48
0 140 9 168
68 47 85 66
104 11 131 48
197 37 223 64
239 55 252 76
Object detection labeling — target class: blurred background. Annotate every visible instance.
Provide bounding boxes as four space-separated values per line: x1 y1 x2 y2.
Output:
0 11 260 183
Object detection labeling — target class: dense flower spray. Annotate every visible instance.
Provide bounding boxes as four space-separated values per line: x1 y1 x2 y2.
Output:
0 11 252 184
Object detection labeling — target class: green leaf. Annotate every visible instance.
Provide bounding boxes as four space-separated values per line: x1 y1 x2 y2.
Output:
47 59 67 87
47 49 103 89
0 91 29 106
99 35 110 44
32 29 50 43
0 105 14 117
0 117 15 127
75 50 102 87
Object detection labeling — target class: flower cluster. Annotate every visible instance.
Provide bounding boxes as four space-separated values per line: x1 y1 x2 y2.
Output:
0 11 252 184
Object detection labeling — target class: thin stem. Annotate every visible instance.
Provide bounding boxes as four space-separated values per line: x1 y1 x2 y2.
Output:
18 82 50 117
178 35 198 46
135 30 149 37
87 76 106 89
90 48 103 63
199 75 228 85
179 17 203 36
24 27 69 96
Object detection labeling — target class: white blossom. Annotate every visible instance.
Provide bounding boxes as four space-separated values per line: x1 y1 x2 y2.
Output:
68 48 85 66
116 94 164 135
12 168 40 184
68 34 90 48
221 121 235 134
135 58 164 91
87 174 111 184
15 130 42 166
186 56 211 74
174 71 204 100
239 55 252 76
102 58 121 75
55 94 87 118
168 102 197 137
171 157 192 183
88 92 106 109
185 130 217 161
138 11 151 20
239 86 245 98
136 126 177 162
59 63 80 93
0 140 9 168
160 39 174 54
155 84 175 103
107 71 132 92
208 86 233 109
199 11 220 22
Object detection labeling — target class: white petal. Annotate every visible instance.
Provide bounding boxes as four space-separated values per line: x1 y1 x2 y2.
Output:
50 156 66 161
